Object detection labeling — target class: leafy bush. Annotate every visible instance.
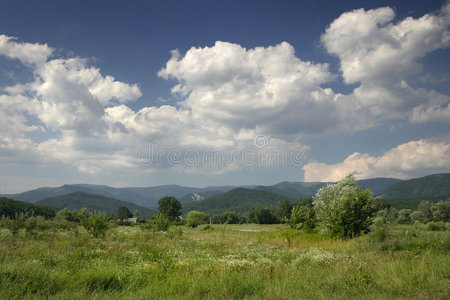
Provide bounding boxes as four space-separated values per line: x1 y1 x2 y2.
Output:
186 210 208 228
313 174 375 239
396 209 412 224
370 216 390 242
290 204 316 231
431 200 450 222
152 213 171 232
81 211 110 238
1 213 26 236
427 221 445 231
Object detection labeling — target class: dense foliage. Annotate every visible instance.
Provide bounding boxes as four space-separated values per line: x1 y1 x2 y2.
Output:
290 199 316 232
0 197 56 219
158 196 182 220
182 188 289 215
186 210 208 227
117 206 133 220
380 173 450 201
212 211 245 224
377 199 450 224
313 175 375 238
247 204 278 224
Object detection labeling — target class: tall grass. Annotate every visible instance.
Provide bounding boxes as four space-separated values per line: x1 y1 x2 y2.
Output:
0 223 448 299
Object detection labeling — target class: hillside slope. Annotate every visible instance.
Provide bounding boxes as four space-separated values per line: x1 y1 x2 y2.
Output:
357 178 403 195
254 181 328 199
182 188 291 215
379 174 450 201
36 192 156 218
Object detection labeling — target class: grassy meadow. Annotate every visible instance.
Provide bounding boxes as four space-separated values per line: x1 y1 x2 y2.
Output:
0 223 449 299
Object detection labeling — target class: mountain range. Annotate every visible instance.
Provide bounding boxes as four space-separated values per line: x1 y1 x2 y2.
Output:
1 173 449 216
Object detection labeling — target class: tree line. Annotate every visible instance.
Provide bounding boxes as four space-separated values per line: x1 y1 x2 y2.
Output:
1 175 449 239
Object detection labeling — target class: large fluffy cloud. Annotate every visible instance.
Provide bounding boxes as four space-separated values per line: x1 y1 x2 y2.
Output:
159 41 339 136
323 3 450 123
303 137 450 182
0 36 143 171
0 2 449 180
322 5 450 84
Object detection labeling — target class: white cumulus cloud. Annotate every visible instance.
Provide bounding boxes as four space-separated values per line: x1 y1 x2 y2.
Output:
303 137 450 182
0 35 53 66
159 41 341 136
323 3 450 123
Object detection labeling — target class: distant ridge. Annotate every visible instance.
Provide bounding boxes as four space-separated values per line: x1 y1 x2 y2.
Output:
254 181 328 199
2 173 449 212
357 178 403 195
379 173 450 202
2 184 239 208
36 192 156 218
182 188 291 215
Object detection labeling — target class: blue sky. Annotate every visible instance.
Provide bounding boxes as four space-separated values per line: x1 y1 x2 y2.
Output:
0 0 449 193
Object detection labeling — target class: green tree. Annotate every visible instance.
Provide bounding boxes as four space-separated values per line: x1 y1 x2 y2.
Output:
290 204 316 231
212 211 244 224
186 210 208 228
275 199 293 222
396 209 412 224
248 204 277 224
117 206 132 220
431 200 450 222
417 200 433 223
313 174 375 239
158 196 182 221
152 213 171 232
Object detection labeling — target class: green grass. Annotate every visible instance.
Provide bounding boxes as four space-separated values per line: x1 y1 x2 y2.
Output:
0 223 448 299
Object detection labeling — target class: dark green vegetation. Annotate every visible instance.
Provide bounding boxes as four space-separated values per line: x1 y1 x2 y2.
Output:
182 188 290 215
36 192 155 219
380 174 450 201
0 197 55 219
117 206 133 220
157 196 182 220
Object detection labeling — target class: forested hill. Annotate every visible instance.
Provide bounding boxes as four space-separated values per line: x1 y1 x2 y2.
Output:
36 192 156 218
379 173 450 202
182 188 291 215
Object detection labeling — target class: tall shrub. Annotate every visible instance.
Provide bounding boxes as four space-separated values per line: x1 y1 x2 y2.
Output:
313 174 375 238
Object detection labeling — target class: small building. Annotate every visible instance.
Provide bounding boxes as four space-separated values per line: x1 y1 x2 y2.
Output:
123 217 137 223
